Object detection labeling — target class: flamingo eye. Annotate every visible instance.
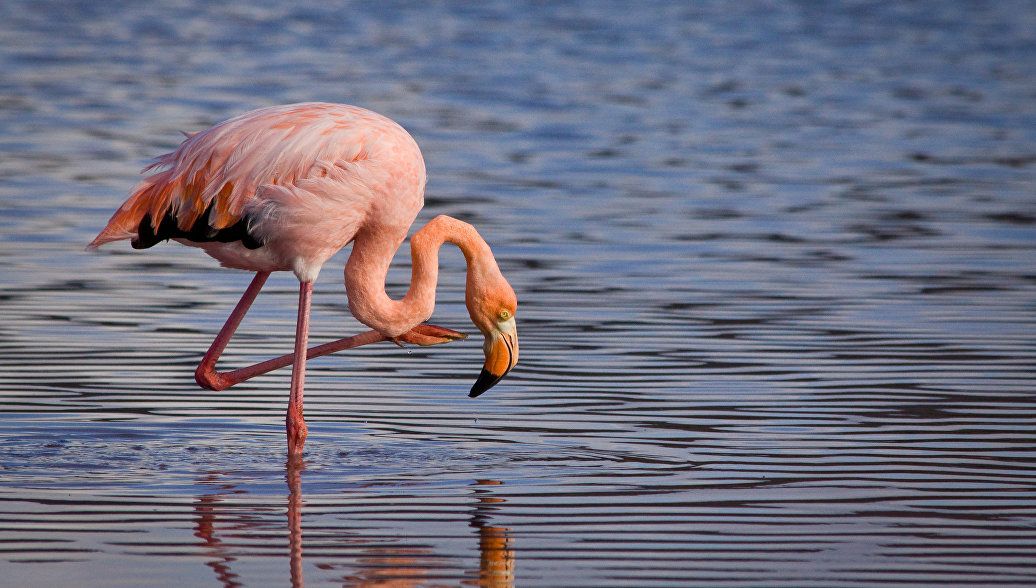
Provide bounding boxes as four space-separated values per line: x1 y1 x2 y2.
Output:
499 310 511 320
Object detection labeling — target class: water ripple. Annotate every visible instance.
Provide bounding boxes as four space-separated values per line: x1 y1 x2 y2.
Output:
2 0 1036 586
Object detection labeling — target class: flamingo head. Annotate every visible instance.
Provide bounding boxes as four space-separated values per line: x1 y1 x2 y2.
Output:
465 274 518 398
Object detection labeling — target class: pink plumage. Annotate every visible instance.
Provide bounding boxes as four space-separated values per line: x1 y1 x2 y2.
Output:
91 103 425 282
90 103 519 458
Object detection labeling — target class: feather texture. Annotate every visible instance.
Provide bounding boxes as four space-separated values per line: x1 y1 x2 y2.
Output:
88 102 425 269
89 103 519 445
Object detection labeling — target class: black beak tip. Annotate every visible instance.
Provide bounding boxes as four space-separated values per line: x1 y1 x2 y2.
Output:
469 368 503 398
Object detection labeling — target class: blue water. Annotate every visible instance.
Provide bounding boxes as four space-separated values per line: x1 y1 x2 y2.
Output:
1 1 1035 586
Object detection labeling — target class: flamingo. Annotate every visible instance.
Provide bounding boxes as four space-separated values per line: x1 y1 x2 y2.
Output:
89 102 519 457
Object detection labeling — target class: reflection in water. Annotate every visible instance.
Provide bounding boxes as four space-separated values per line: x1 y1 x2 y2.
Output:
287 458 304 588
194 477 244 588
470 480 514 587
2 0 1035 585
189 463 513 587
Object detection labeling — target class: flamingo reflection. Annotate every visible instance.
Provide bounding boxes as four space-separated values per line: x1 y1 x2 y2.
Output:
193 471 275 588
287 456 305 587
470 479 515 587
192 463 514 587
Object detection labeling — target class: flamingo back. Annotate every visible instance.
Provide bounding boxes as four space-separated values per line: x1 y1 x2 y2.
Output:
88 103 426 261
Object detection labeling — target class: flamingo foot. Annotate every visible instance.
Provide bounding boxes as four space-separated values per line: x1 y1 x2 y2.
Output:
287 409 308 457
397 323 468 346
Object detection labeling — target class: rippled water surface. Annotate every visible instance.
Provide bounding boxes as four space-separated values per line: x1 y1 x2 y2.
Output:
2 1 1035 586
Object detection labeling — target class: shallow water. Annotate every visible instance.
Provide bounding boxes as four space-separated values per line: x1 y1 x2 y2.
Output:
2 1 1035 586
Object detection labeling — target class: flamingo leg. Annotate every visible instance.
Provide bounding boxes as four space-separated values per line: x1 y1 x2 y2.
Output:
287 281 312 457
190 272 470 454
194 271 466 391
195 271 271 391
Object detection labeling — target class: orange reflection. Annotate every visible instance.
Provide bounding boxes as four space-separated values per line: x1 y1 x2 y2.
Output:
192 472 249 588
191 464 514 587
287 455 305 588
467 479 514 587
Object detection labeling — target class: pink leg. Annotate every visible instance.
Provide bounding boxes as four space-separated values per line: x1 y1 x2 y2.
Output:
195 271 271 391
286 282 312 457
190 273 468 457
195 273 467 392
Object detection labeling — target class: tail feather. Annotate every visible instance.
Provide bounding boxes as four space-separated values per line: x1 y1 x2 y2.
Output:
88 193 149 249
88 175 173 249
88 156 216 249
88 172 263 251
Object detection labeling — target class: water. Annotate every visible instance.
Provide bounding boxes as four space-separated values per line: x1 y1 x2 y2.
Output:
2 1 1035 586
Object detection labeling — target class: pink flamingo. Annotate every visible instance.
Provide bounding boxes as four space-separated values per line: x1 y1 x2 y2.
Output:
89 102 519 457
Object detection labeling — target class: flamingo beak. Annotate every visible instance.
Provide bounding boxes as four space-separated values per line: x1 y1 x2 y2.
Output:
469 318 518 398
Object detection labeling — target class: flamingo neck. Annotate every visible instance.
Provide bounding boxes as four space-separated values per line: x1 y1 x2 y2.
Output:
344 215 496 337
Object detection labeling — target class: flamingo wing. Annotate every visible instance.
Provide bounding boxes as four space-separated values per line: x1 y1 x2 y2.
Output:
88 103 387 251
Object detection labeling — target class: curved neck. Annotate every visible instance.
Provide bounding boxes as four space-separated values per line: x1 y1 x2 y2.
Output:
344 215 496 337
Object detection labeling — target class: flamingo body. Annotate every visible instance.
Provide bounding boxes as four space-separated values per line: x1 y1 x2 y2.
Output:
90 102 425 284
90 103 519 457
